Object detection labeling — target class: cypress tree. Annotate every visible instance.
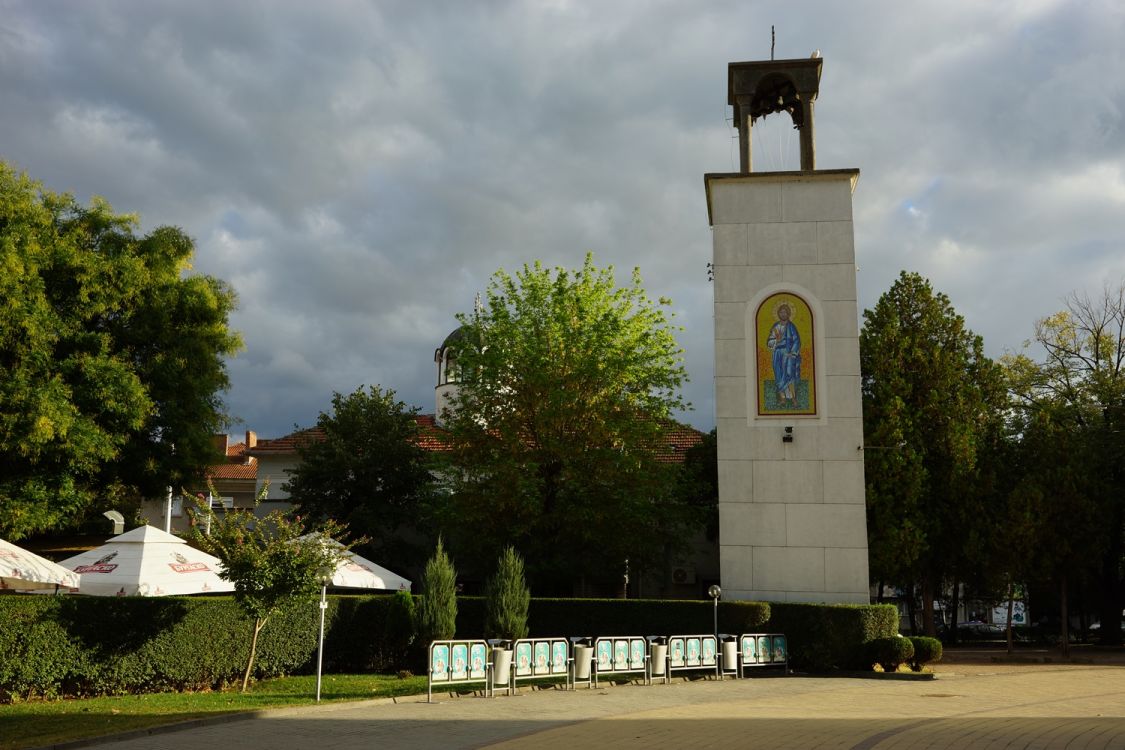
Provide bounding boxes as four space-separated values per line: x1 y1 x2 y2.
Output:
484 546 530 641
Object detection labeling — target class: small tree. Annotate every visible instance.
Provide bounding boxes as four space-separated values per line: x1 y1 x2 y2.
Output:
417 538 458 644
189 481 349 692
484 547 530 641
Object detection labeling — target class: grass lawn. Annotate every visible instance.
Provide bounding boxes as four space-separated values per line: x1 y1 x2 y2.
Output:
0 673 428 750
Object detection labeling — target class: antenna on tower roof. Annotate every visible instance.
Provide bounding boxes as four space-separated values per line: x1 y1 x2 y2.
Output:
771 25 775 60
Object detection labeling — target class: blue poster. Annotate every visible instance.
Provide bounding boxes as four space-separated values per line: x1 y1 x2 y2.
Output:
597 640 613 670
552 641 568 674
614 640 629 670
515 642 533 677
470 643 487 679
534 641 551 675
431 644 449 681
451 643 468 680
758 636 771 662
772 635 787 663
742 636 757 664
669 638 685 668
630 639 645 669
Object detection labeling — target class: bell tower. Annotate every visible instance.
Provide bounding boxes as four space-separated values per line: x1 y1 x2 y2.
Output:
705 56 870 604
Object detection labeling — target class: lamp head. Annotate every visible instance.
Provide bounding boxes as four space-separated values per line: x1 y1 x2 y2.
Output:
708 584 722 599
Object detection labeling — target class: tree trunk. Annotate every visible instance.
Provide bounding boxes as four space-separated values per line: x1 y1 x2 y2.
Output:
1060 575 1070 660
1012 580 1021 652
242 616 268 693
922 576 936 638
876 580 885 604
906 582 918 636
949 577 960 646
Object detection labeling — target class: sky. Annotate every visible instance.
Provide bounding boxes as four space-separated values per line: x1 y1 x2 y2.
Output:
2 0 1123 439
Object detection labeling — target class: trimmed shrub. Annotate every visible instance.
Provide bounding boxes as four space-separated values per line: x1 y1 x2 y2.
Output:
867 636 914 672
763 602 899 671
907 636 942 671
0 594 409 701
416 539 457 642
484 547 530 641
458 597 768 638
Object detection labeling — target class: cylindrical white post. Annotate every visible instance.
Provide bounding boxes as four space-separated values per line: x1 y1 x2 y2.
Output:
316 584 327 701
164 487 172 533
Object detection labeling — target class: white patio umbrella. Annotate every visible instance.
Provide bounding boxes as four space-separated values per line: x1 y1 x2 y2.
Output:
57 525 235 597
296 534 411 591
0 538 81 591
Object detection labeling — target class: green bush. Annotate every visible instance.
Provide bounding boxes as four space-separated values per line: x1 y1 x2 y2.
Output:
416 539 457 643
0 594 406 701
907 636 942 671
763 603 899 671
484 547 530 641
867 636 914 672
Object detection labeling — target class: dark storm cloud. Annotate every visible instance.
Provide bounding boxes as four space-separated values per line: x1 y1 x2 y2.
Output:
2 0 1122 439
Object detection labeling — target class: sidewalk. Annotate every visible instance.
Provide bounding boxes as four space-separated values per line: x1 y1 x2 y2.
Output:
77 662 1125 750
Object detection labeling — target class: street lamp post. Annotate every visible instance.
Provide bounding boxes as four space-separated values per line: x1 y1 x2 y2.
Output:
708 584 721 639
315 566 333 702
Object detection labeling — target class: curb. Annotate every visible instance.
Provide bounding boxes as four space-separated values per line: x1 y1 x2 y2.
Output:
27 693 429 750
822 670 937 681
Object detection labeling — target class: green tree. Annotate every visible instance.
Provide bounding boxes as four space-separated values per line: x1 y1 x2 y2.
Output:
442 254 691 591
416 538 458 644
484 546 530 641
284 385 436 566
189 484 349 692
860 271 1006 637
0 162 241 539
1003 281 1125 646
1002 404 1103 655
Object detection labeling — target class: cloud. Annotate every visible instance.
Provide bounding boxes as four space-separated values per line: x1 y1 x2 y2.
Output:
2 0 1123 439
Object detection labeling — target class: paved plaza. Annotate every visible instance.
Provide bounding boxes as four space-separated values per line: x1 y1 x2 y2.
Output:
76 660 1125 750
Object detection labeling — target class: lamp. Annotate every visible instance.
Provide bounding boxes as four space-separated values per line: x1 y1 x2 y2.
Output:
315 565 333 702
708 585 722 641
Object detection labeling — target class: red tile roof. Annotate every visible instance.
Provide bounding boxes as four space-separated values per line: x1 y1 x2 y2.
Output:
654 420 705 463
247 428 325 454
207 463 258 480
205 440 258 481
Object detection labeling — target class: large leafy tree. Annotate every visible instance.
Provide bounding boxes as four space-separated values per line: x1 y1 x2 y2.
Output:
860 271 1006 636
284 385 436 566
1003 281 1125 646
442 254 691 591
0 162 241 539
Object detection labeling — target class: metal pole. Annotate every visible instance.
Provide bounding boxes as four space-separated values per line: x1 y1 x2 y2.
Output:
713 596 718 640
164 487 172 533
316 583 327 701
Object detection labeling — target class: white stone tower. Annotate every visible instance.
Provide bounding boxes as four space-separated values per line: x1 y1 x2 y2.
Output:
705 57 869 604
434 328 462 427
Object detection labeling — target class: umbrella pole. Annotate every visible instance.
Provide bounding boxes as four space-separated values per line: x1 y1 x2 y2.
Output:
316 582 327 701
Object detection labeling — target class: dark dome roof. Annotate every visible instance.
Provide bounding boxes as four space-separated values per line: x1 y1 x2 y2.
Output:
440 327 465 350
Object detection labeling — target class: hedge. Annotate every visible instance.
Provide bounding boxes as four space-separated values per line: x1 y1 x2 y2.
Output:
457 597 770 639
762 602 899 671
1 595 893 700
0 595 407 701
